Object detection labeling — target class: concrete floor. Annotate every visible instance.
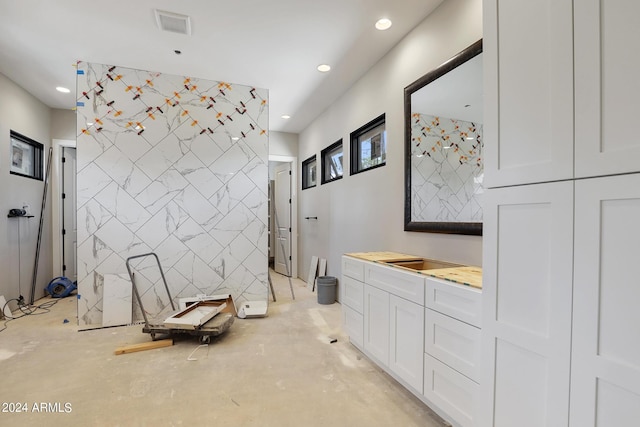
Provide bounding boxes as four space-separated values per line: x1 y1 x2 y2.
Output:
0 271 447 427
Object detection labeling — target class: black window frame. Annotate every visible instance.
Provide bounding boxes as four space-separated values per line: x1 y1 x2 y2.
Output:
9 130 44 181
350 113 386 176
301 155 317 190
320 139 343 185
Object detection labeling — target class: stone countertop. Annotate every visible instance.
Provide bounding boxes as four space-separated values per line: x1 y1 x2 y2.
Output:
345 251 482 289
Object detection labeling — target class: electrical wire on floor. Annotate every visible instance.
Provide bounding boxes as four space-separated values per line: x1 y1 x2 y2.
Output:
0 297 58 333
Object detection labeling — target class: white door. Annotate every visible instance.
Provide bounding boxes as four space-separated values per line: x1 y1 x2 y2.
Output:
62 147 77 281
481 181 574 427
389 294 424 392
273 163 291 276
571 174 640 426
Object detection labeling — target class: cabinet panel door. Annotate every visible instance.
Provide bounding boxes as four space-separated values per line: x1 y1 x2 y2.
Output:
342 256 364 281
424 354 479 427
364 263 424 305
483 0 573 187
481 182 573 427
389 295 424 392
425 278 482 328
363 285 389 366
343 306 363 350
571 174 640 426
342 275 364 313
425 309 481 383
575 1 640 178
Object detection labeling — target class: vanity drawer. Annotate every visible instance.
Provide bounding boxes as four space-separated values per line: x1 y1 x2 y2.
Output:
425 278 482 327
343 306 363 349
424 353 479 427
342 256 365 281
364 262 425 305
342 275 364 313
425 308 481 383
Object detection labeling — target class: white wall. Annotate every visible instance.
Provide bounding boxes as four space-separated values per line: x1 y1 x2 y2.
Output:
0 73 53 306
269 131 298 159
297 0 483 282
51 108 75 140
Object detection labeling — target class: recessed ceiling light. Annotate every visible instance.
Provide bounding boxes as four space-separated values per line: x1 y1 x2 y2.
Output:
281 115 291 120
231 136 240 141
56 86 70 93
317 64 331 73
375 18 392 31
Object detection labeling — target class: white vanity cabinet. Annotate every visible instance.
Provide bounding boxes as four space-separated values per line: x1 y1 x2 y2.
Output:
341 256 365 349
423 277 482 427
363 262 424 392
342 254 482 427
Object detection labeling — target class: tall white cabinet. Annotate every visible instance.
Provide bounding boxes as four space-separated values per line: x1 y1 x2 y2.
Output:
483 1 640 426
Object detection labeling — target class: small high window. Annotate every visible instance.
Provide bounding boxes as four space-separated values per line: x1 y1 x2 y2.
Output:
350 113 386 175
301 155 317 190
321 139 343 184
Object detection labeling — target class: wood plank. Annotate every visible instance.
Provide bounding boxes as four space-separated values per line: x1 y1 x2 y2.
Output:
345 251 421 262
114 339 173 355
424 266 483 289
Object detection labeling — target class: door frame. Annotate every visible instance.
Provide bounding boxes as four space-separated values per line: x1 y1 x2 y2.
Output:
51 139 76 278
269 155 298 279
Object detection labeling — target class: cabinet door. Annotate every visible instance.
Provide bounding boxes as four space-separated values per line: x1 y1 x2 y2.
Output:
363 285 389 366
343 306 364 350
481 181 574 427
342 256 364 282
483 0 573 188
570 174 640 426
342 275 364 313
575 1 640 178
425 309 481 383
389 295 424 392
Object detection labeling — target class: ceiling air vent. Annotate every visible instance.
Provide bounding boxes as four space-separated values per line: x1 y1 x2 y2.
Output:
155 9 192 35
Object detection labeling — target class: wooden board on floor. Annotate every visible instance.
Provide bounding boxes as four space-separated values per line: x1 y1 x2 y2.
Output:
115 339 173 355
307 256 318 290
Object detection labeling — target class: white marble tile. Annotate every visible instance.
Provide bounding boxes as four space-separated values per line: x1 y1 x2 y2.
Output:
210 171 254 215
77 235 114 282
77 162 112 209
136 133 185 180
185 133 225 168
111 130 152 163
242 218 268 256
174 218 223 264
77 198 113 246
93 146 152 197
174 151 223 199
94 217 151 259
102 273 133 327
243 247 268 278
173 186 222 231
153 234 191 273
94 182 152 232
135 201 189 249
135 169 188 215
173 251 221 292
211 144 252 183
243 155 268 189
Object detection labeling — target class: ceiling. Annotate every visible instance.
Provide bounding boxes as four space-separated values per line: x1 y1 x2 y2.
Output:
0 0 444 133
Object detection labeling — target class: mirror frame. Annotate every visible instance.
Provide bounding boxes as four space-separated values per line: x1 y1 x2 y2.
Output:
403 39 483 235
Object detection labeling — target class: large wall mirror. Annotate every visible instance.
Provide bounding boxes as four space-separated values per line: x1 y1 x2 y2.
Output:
404 39 483 235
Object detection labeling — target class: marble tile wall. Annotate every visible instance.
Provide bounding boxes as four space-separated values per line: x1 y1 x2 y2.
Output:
410 113 483 223
76 62 268 329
